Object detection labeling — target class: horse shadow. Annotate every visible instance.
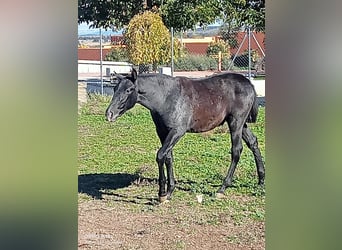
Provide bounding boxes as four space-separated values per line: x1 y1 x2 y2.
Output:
78 173 213 202
78 173 139 199
78 173 262 203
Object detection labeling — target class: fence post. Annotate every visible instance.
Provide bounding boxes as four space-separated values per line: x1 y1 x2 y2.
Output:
218 51 222 72
100 28 103 95
248 26 252 79
171 27 174 77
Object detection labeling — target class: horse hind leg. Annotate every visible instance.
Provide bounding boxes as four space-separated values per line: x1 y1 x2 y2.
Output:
153 117 171 202
165 151 176 199
242 124 265 186
217 116 244 195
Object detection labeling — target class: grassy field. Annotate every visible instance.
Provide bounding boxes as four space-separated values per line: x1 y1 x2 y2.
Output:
78 94 265 248
78 93 265 211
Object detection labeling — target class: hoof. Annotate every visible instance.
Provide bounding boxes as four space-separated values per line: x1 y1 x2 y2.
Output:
159 195 168 203
215 192 226 199
258 182 265 187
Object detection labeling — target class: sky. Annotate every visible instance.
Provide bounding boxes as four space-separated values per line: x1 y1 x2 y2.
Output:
78 22 123 36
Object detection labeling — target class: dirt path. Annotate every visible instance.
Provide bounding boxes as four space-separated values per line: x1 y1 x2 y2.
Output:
78 196 265 250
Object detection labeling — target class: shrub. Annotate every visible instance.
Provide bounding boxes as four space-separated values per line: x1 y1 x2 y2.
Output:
230 49 260 69
221 57 233 71
125 11 171 68
174 54 217 71
105 46 129 62
206 40 230 57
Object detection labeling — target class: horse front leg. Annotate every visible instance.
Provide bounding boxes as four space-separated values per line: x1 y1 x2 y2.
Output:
156 152 167 202
156 129 185 203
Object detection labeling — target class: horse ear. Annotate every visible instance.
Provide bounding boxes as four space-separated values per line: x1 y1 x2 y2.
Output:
110 71 123 86
131 68 137 83
111 71 124 80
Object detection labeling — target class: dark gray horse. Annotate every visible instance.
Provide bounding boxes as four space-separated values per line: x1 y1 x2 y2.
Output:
106 69 265 202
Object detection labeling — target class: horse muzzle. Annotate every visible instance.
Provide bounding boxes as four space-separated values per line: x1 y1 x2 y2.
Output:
105 110 116 122
107 109 125 122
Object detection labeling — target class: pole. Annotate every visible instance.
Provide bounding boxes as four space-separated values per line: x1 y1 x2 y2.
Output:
218 51 222 72
248 26 251 79
171 27 174 77
252 32 265 57
227 33 247 71
100 28 103 95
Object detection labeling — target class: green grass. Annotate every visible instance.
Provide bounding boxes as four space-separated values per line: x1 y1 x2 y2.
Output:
253 75 265 80
78 94 265 223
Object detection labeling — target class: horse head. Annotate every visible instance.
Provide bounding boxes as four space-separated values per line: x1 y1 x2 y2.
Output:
105 68 138 122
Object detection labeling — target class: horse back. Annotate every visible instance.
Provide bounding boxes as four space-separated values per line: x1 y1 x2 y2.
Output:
178 73 255 132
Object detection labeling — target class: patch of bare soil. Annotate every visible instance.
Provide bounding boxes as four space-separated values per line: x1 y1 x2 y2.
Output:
78 82 87 111
78 197 264 249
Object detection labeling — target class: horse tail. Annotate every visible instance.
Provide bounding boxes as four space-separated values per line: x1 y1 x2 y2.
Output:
247 94 259 123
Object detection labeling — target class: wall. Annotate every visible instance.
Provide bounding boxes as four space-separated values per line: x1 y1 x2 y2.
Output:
78 48 112 61
78 60 132 75
183 32 265 56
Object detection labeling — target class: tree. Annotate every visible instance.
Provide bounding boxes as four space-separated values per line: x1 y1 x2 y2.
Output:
78 0 163 30
78 0 265 32
78 0 220 31
220 0 265 31
219 0 264 49
125 11 171 69
160 0 221 32
237 0 265 31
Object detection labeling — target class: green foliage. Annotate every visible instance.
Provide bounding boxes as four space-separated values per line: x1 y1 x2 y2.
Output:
125 11 171 66
206 40 230 57
174 54 217 71
105 46 129 62
221 57 233 71
160 0 220 31
78 0 264 31
172 40 186 62
239 0 265 31
78 0 164 30
219 0 265 31
78 0 143 30
174 53 232 71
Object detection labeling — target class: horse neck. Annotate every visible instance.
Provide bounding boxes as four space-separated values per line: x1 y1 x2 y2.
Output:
136 75 169 111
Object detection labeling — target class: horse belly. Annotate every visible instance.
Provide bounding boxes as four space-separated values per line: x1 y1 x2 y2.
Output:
180 79 229 133
188 106 226 133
